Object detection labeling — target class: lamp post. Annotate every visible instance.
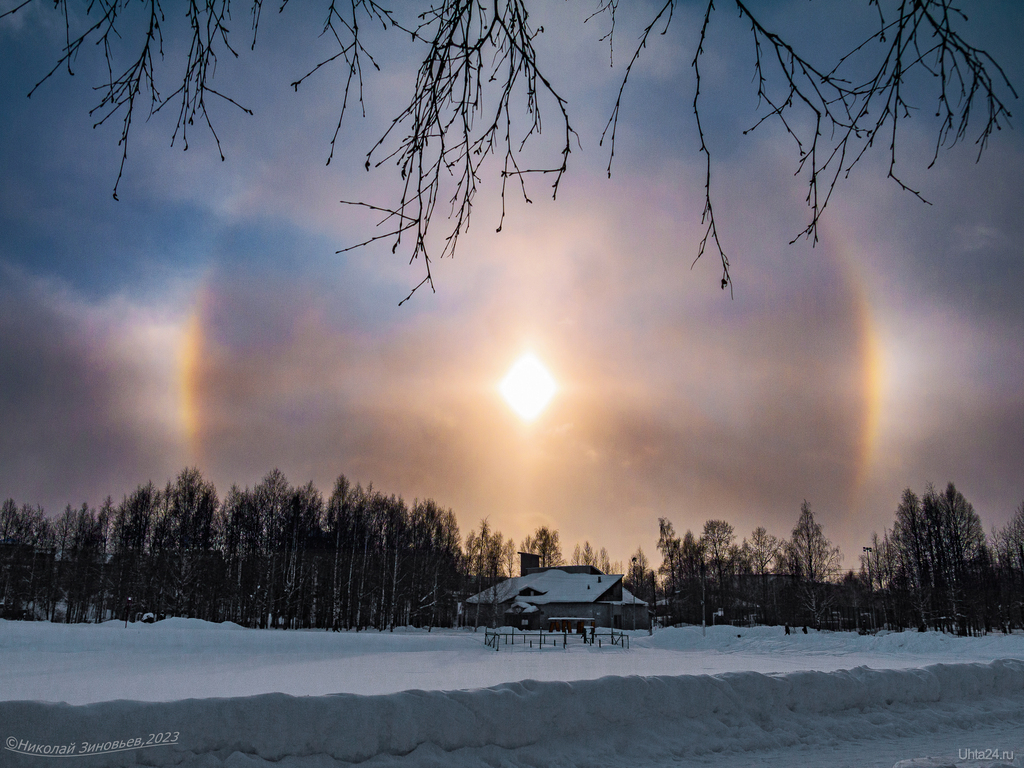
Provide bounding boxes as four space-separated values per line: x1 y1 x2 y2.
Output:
124 596 132 628
630 557 637 632
863 547 874 632
701 559 706 638
649 570 656 635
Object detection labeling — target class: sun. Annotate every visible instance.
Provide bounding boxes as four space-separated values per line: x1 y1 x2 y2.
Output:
500 353 557 421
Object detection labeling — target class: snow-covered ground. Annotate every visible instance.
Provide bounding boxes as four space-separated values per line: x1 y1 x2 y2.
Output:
2 619 1023 767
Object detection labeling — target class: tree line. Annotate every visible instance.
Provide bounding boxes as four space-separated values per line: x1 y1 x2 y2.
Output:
0 468 463 630
0 467 620 631
3 471 1022 636
653 502 850 631
652 483 1024 636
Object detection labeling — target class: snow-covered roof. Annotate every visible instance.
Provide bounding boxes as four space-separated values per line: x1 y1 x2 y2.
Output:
509 600 538 613
465 568 646 607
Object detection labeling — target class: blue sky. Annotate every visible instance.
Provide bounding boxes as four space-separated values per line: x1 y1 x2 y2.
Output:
1 1 1022 567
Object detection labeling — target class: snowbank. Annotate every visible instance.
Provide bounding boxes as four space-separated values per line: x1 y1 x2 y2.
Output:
95 618 247 631
3 660 1023 767
643 624 1024 659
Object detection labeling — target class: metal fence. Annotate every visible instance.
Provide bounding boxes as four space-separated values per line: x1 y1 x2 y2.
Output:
483 627 629 651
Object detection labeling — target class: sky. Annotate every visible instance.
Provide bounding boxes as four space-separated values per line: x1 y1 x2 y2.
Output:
1 1 1022 571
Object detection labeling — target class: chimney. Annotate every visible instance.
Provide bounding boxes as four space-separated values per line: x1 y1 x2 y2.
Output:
519 551 541 576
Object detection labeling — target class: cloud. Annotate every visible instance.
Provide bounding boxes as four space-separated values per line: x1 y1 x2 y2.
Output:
0 267 191 510
160 155 882 561
1 0 1022 570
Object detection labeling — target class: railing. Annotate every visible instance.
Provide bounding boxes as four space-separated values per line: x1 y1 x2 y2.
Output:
483 627 629 651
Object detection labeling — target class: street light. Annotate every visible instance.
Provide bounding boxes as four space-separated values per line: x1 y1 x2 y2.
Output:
630 557 637 631
863 547 874 632
649 570 656 635
701 559 707 638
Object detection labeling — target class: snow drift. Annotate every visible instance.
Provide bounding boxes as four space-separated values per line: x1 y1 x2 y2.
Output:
3 659 1023 766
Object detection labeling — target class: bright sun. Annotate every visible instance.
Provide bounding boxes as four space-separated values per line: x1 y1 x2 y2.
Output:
500 353 557 421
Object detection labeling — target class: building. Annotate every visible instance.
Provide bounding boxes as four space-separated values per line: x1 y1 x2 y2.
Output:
465 553 650 631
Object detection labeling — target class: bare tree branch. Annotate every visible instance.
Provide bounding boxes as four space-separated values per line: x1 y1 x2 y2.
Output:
9 0 1017 300
598 0 1015 291
341 0 578 304
729 0 1016 246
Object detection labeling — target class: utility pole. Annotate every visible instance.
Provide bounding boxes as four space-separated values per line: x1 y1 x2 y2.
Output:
701 560 706 638
863 547 874 632
649 570 655 635
631 557 637 632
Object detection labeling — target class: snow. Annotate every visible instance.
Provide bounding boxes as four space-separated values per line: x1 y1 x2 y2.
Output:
1 620 1023 767
466 569 642 606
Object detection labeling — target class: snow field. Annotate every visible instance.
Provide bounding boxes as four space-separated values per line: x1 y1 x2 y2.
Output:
2 620 1024 766
5 619 1024 705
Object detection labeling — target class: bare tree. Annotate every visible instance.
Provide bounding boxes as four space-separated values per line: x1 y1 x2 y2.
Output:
992 501 1024 631
858 529 895 630
465 519 507 628
656 518 682 624
747 526 782 577
700 519 736 616
0 501 51 621
598 547 613 576
927 482 987 633
7 1 1015 300
890 487 932 628
571 540 598 568
520 526 562 568
625 546 656 618
745 526 782 624
499 536 517 579
789 500 842 627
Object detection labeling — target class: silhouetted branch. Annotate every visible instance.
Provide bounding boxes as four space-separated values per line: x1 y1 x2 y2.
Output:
692 0 731 294
11 0 1017 300
349 0 578 304
601 0 1015 288
729 0 1016 245
290 2 402 165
